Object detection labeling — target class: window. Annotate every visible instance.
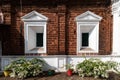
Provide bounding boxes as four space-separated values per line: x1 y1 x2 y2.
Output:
0 41 1 70
82 33 89 47
21 11 48 53
75 11 102 53
112 1 120 54
0 41 2 70
36 33 43 47
0 41 2 55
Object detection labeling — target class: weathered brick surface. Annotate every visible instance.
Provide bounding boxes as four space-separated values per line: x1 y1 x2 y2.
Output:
67 6 112 55
1 0 112 55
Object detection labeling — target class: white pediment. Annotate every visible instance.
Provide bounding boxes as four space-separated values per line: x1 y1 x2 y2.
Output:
75 11 102 22
21 11 48 22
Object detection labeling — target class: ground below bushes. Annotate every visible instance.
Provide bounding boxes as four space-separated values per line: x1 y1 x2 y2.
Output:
0 72 110 80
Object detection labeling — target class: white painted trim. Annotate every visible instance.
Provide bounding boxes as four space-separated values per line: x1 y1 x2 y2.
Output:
75 11 102 22
0 41 2 56
1 55 120 58
21 11 48 22
112 0 120 15
0 41 1 70
112 0 120 55
22 11 48 54
112 3 120 55
112 0 120 4
24 22 47 53
76 11 102 54
77 22 99 53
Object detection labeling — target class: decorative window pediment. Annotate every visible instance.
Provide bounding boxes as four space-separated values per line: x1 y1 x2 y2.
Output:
75 11 102 22
76 11 102 53
21 11 48 54
21 11 48 22
112 0 120 15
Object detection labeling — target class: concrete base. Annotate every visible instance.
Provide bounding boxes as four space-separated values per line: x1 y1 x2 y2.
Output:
1 55 120 72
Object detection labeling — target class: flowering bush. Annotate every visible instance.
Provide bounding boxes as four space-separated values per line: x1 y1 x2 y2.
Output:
76 58 119 78
4 58 45 79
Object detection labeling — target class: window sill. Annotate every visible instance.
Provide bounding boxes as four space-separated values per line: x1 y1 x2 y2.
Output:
30 47 44 51
25 47 46 53
78 47 98 53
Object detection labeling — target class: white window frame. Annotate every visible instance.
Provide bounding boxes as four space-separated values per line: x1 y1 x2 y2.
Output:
21 11 48 54
112 1 120 55
0 41 2 55
0 41 1 71
75 11 102 53
77 22 99 53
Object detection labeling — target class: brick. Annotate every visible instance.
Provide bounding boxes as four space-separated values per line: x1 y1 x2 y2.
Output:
1 1 112 55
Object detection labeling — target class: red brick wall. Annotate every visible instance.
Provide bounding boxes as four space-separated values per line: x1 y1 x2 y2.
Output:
67 6 112 55
2 0 112 55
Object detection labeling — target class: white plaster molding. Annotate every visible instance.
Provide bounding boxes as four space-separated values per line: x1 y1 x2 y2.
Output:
75 11 102 54
112 0 120 15
21 11 48 22
112 7 120 55
21 11 48 54
75 11 102 22
0 41 2 56
111 0 120 4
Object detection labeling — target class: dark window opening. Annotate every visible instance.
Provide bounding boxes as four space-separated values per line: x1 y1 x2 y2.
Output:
82 33 89 46
36 33 43 47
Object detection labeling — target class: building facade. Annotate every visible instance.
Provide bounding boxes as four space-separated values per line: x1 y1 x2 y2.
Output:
0 0 120 71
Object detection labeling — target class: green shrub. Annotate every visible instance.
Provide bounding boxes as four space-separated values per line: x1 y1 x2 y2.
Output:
65 63 74 70
4 58 45 79
76 58 119 78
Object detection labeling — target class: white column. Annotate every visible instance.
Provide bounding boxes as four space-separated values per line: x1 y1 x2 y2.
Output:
0 41 2 56
0 41 2 71
112 0 120 55
111 0 120 4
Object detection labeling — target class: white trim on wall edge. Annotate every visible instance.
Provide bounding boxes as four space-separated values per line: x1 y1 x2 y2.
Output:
1 55 120 58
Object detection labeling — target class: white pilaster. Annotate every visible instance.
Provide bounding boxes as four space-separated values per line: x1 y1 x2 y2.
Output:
112 0 120 55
